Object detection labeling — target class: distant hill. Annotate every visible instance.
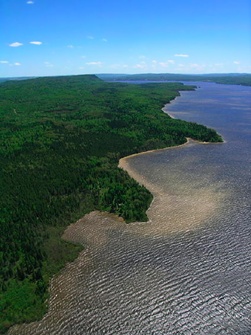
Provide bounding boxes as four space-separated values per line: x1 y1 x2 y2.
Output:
98 73 251 86
0 77 36 84
2 73 250 86
0 78 11 83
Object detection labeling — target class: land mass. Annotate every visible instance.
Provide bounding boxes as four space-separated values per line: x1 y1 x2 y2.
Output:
0 74 222 333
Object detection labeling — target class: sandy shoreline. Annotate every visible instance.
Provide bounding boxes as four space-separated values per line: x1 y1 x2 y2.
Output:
118 143 224 236
117 137 214 195
117 139 192 211
119 137 190 174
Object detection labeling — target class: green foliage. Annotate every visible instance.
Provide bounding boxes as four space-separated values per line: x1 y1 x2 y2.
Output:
0 74 222 333
42 225 83 282
0 279 47 334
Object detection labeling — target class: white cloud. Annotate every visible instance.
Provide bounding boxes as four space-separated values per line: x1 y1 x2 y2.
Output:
102 38 108 42
139 55 147 60
233 61 240 65
150 59 175 69
87 36 94 40
134 62 147 69
174 54 189 58
176 64 185 70
67 45 74 48
159 62 169 68
30 41 42 45
151 60 158 70
110 63 129 70
189 63 206 71
0 60 9 64
44 61 54 67
14 62 21 66
9 42 23 47
27 1 34 4
86 61 102 66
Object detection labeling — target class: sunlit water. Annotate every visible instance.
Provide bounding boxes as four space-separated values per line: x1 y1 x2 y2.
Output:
9 82 251 335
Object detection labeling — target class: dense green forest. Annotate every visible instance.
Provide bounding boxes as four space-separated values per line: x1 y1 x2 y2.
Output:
0 75 222 333
99 73 251 86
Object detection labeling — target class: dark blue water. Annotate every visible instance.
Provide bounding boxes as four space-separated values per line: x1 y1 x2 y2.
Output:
9 82 251 335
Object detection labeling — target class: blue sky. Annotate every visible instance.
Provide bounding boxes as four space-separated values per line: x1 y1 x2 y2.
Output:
1 0 251 77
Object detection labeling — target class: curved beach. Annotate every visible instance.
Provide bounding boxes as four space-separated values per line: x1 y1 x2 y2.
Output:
118 140 225 236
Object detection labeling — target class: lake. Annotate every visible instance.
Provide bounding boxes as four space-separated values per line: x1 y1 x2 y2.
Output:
9 82 251 335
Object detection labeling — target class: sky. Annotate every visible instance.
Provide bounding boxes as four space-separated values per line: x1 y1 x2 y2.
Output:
1 0 251 77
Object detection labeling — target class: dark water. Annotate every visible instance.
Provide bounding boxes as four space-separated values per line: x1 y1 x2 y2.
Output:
9 82 251 335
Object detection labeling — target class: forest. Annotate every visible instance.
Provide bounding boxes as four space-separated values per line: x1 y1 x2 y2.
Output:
0 75 223 333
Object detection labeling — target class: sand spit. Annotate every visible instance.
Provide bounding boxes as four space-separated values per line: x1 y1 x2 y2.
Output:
118 144 225 236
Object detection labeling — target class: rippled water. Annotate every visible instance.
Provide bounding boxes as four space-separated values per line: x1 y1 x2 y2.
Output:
9 82 251 335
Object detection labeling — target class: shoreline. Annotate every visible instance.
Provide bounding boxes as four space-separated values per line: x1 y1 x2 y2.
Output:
118 138 191 193
118 135 223 177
